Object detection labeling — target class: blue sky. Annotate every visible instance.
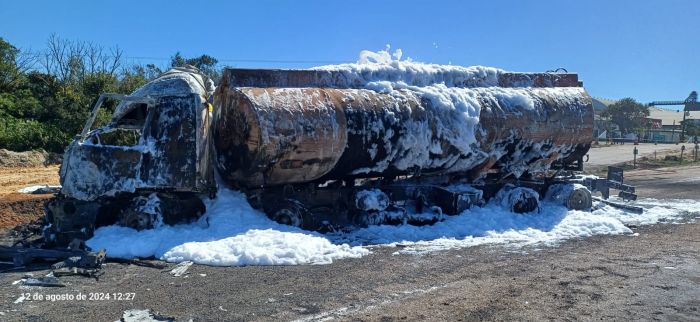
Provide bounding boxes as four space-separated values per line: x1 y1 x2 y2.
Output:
1 0 698 104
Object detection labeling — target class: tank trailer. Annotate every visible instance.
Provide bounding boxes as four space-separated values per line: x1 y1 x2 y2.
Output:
45 66 638 245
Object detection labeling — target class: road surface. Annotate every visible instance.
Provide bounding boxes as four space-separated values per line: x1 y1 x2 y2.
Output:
586 143 680 167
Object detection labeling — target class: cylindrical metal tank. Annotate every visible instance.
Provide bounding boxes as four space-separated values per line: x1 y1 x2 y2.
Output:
213 70 593 188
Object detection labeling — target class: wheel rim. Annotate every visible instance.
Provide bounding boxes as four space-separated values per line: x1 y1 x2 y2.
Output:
273 208 302 227
567 188 592 210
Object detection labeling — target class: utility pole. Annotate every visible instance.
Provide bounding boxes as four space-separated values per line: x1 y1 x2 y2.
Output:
672 120 676 143
681 111 688 143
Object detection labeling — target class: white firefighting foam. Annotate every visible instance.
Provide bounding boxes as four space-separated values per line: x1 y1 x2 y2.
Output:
313 47 589 177
87 188 369 266
330 197 699 255
313 45 504 88
86 185 700 266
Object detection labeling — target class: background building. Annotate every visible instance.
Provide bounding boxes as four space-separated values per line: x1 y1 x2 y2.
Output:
591 97 699 143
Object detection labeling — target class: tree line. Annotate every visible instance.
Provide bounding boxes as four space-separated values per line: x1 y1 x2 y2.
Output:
599 98 650 135
0 35 221 153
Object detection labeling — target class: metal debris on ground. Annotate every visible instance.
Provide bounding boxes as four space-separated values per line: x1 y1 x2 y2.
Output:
51 249 105 269
10 218 46 247
51 249 106 278
0 240 107 279
120 309 174 322
591 197 644 214
0 245 90 267
0 244 105 264
11 273 32 284
169 261 193 277
19 276 64 287
109 258 168 269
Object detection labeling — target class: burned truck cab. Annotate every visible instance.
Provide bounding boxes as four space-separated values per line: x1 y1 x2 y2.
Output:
45 67 216 245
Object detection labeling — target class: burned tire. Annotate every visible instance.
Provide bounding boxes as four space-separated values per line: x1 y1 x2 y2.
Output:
118 195 159 230
546 184 592 210
267 199 307 228
117 193 206 230
565 186 592 210
495 185 540 213
355 211 387 227
119 209 155 230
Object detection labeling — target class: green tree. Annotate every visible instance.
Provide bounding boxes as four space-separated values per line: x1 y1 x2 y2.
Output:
0 38 21 91
170 52 220 83
601 98 649 134
0 36 219 153
0 38 38 117
0 36 128 152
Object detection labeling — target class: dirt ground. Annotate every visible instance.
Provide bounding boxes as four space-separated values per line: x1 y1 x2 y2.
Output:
0 166 60 196
0 164 698 321
0 166 59 229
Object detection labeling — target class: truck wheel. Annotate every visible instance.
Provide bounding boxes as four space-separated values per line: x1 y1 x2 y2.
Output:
355 211 387 227
120 210 154 230
118 195 159 230
268 199 306 228
495 185 540 213
566 186 593 210
545 184 592 210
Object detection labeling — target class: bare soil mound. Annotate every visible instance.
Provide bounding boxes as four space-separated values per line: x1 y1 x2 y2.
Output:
0 149 62 167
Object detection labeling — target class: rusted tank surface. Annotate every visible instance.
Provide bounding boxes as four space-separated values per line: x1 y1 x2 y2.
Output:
213 87 349 186
213 69 593 188
221 68 582 89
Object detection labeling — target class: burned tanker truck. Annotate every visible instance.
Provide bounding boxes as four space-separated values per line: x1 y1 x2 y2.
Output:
45 64 638 245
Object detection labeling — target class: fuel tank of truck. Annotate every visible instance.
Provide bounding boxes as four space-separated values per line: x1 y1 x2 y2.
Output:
213 68 593 188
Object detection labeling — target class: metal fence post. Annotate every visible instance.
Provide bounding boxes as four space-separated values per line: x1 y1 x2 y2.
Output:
680 145 685 164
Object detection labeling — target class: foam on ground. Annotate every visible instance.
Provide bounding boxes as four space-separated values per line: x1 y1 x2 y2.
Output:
329 198 699 255
87 184 700 266
87 188 369 266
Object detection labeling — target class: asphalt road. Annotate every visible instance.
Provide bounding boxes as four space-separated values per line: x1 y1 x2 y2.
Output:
0 167 698 321
586 143 681 167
